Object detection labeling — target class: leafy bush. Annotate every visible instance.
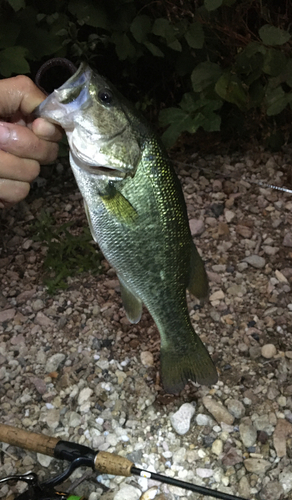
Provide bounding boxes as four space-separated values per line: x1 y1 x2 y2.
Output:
1 0 292 149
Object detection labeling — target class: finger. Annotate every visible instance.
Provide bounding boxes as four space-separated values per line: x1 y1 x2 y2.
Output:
0 149 40 182
32 117 63 142
0 75 46 117
0 122 59 164
0 178 30 207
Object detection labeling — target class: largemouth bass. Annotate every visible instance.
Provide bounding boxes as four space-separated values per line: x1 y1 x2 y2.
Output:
35 63 218 393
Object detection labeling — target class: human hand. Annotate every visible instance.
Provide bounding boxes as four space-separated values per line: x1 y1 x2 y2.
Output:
0 75 63 208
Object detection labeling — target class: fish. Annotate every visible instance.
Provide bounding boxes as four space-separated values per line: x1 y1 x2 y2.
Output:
34 63 218 393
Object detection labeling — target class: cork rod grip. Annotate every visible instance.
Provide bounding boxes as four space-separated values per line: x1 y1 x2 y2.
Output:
94 451 133 476
0 423 60 457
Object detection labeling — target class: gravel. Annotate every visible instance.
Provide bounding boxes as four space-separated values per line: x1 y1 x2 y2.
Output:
1 146 292 499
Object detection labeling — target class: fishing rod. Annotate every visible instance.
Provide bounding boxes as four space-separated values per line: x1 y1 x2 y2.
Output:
0 423 248 500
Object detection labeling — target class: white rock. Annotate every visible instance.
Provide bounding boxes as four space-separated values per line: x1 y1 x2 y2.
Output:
243 255 266 269
261 344 277 359
170 403 196 435
195 413 215 426
113 484 141 500
78 387 93 406
211 439 223 456
140 351 154 366
196 467 214 478
45 353 66 372
37 453 53 467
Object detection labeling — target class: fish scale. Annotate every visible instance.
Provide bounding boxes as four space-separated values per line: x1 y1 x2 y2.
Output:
35 63 218 393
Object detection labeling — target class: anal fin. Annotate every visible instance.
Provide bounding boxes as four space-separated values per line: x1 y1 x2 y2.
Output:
187 241 209 301
118 274 142 324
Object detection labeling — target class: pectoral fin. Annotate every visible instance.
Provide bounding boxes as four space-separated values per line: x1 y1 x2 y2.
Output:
118 275 142 324
100 181 137 225
187 242 209 301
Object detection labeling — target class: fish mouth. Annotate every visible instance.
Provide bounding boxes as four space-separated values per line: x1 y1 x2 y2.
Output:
70 151 126 179
89 165 126 178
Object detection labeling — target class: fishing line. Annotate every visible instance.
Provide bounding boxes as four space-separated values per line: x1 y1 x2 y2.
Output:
173 158 292 194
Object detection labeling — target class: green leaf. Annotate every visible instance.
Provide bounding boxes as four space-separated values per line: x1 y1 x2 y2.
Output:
0 46 29 76
0 22 20 49
249 81 265 107
265 86 289 115
262 48 287 76
185 21 204 49
6 0 25 12
191 62 222 92
160 95 222 148
259 24 291 46
204 0 223 11
215 73 248 110
160 108 195 147
130 15 152 43
143 41 164 57
283 59 292 88
68 0 108 29
152 18 178 45
112 33 136 60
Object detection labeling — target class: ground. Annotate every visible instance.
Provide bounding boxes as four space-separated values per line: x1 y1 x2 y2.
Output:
0 145 292 500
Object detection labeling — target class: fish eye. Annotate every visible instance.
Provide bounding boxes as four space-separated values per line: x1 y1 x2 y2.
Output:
59 86 83 104
98 89 113 106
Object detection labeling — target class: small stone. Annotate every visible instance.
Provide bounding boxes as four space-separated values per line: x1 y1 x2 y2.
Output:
239 423 257 447
261 344 277 359
259 481 284 500
69 411 82 427
244 458 271 473
78 387 93 406
189 219 205 236
46 409 60 430
196 468 213 478
238 476 250 498
211 439 223 456
170 403 196 435
113 484 141 500
273 418 292 457
140 351 154 366
195 413 215 426
35 312 54 327
249 346 262 359
227 399 245 419
222 447 242 466
275 269 288 283
217 222 229 236
37 453 53 467
209 289 225 301
32 299 44 312
236 225 252 238
0 308 16 323
45 353 66 373
279 466 292 493
226 284 247 297
262 245 279 255
243 255 266 269
202 396 234 425
283 232 292 247
254 415 274 435
225 209 235 223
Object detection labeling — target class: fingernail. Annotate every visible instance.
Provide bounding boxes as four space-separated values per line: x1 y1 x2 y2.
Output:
0 123 10 144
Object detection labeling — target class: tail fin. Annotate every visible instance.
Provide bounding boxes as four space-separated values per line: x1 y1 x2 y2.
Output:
160 329 218 394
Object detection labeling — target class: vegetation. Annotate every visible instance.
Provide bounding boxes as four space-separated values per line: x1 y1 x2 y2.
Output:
1 0 291 148
32 211 102 294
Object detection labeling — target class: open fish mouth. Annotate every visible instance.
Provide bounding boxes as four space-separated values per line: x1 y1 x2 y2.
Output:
89 165 126 178
70 150 126 179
